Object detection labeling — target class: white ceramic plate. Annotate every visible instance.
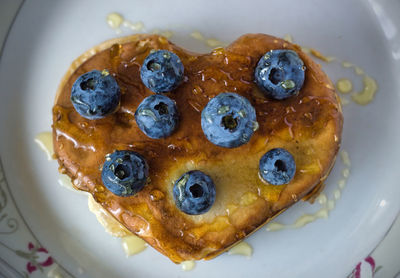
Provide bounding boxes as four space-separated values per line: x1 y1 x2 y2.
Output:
0 0 399 277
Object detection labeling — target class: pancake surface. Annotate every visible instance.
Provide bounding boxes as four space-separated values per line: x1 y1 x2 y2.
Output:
52 34 342 262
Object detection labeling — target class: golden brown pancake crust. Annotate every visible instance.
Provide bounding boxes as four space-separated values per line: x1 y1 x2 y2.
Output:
52 34 342 263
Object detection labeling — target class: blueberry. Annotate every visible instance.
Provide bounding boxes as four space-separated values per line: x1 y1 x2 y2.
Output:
201 93 258 148
173 170 216 215
135 94 179 139
71 69 120 119
259 148 296 185
101 150 149 196
254 49 305 100
140 50 184 93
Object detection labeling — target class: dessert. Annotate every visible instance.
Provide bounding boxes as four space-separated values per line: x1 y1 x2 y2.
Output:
52 33 343 263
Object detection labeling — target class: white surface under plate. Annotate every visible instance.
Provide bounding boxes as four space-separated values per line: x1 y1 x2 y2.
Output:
0 0 399 277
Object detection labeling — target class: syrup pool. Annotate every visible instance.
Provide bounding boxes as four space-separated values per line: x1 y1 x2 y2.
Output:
34 132 148 257
266 149 351 231
227 241 253 257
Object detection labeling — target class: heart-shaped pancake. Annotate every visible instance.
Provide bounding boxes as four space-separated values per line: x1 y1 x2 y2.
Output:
52 33 342 262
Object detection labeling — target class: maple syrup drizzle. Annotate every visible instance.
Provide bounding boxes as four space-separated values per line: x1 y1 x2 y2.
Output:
52 31 342 262
33 19 380 266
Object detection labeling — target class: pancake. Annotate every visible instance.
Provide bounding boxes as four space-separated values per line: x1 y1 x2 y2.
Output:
52 33 343 263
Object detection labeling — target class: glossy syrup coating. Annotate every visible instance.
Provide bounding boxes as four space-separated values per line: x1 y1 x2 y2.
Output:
52 34 342 263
